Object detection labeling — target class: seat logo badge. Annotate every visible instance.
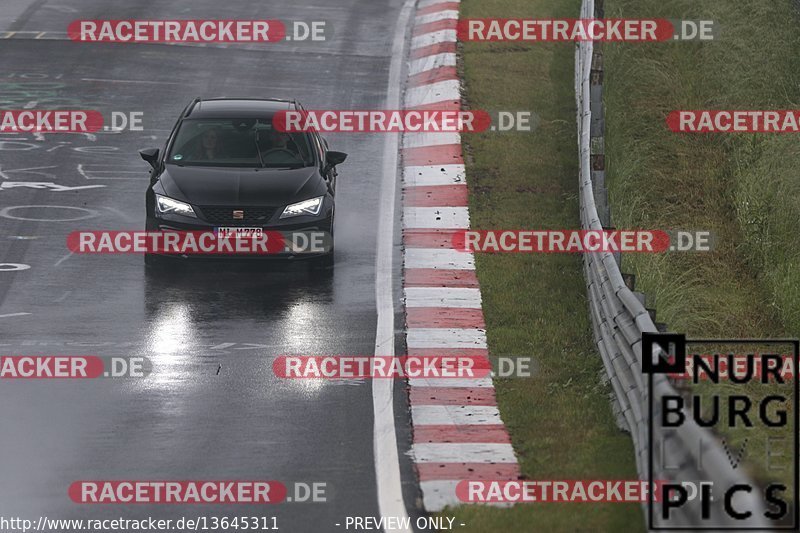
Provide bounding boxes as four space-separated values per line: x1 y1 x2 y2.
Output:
233 210 244 220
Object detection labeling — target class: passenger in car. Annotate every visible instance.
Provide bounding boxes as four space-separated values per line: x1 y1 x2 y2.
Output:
191 127 224 160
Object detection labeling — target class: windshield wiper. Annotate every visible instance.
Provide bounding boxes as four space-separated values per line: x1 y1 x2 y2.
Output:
254 129 265 168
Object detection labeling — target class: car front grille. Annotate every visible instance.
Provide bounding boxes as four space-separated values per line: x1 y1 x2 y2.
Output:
198 206 278 225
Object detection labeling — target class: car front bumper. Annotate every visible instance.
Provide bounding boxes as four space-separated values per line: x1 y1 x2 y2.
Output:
144 213 334 261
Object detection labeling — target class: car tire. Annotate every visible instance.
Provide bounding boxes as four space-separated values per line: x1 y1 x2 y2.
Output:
309 226 334 270
309 250 334 270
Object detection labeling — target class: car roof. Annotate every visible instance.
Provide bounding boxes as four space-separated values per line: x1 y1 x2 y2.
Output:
187 98 296 119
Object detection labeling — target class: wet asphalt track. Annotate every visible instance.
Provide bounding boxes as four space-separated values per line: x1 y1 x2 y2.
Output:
0 0 417 530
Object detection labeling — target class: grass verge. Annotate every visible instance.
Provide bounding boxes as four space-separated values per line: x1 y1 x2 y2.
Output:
442 0 645 531
604 0 800 497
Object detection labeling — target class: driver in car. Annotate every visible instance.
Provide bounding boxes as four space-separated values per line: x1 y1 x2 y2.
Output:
261 130 301 165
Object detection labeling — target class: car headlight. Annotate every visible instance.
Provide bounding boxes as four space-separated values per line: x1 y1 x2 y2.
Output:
280 196 324 218
155 194 196 218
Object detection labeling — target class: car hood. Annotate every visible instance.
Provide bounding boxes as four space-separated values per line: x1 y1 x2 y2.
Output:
157 165 324 206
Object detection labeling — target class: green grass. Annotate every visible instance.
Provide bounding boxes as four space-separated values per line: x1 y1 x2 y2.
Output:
439 0 645 531
603 0 800 507
604 0 800 338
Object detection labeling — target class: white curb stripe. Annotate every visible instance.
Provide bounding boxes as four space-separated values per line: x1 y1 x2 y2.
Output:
417 482 459 513
409 53 457 75
407 330 487 350
418 481 513 512
404 288 482 309
403 164 466 186
407 328 486 349
415 11 460 26
412 443 518 463
403 131 462 149
405 79 461 107
404 248 475 270
412 405 503 425
412 30 457 50
409 377 493 388
403 206 470 229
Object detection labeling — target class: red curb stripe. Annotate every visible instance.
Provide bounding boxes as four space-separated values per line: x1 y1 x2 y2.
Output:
414 424 512 444
405 268 479 288
409 66 459 87
417 463 521 482
413 18 458 37
403 228 460 248
407 307 484 329
410 387 495 406
404 184 468 207
410 40 457 60
407 99 462 112
403 144 463 166
407 347 488 358
416 2 461 17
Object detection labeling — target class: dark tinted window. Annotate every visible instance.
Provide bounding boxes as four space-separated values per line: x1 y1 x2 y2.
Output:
168 118 314 168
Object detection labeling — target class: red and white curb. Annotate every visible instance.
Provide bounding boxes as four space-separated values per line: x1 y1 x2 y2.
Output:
402 0 521 513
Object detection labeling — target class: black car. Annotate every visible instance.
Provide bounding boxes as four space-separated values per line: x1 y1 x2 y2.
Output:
140 97 346 267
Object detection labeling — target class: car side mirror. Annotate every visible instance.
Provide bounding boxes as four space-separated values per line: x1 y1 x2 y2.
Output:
139 148 160 170
325 151 347 167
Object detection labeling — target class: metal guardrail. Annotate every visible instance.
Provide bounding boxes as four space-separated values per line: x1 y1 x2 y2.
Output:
575 0 768 529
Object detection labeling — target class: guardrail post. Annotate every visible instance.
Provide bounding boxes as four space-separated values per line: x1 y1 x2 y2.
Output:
589 0 614 270
632 292 646 306
622 273 636 291
589 20 612 236
595 0 604 17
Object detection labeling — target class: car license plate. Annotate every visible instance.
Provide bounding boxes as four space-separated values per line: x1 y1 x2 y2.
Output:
216 227 263 239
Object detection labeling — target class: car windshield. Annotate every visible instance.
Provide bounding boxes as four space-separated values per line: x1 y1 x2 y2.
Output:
167 118 314 168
